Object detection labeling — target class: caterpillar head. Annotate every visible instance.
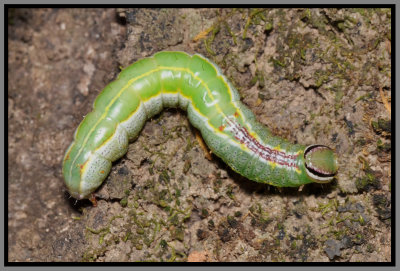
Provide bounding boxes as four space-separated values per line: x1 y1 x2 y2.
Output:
304 145 338 183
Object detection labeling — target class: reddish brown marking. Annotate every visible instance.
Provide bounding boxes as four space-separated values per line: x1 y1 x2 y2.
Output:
229 119 299 169
218 125 225 132
79 160 89 173
100 170 105 174
234 111 239 118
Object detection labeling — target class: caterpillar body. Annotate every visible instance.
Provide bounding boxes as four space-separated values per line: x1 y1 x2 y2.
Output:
62 51 338 200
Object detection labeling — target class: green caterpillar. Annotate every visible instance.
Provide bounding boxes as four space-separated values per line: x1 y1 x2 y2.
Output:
62 51 338 200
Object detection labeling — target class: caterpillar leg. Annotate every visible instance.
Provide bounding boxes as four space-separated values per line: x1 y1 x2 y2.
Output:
195 130 212 161
89 193 98 207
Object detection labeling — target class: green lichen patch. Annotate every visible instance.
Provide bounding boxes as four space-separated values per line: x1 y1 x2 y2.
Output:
371 118 391 136
356 157 382 192
372 194 391 222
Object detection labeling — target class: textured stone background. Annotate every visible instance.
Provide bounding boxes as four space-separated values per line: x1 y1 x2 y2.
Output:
8 8 391 262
